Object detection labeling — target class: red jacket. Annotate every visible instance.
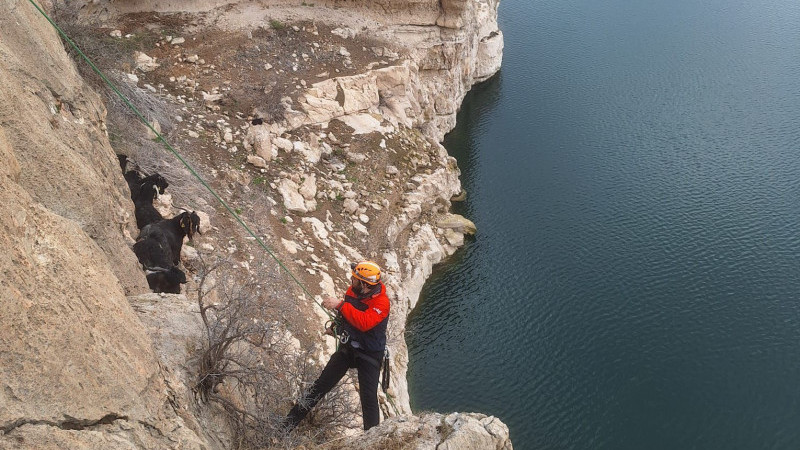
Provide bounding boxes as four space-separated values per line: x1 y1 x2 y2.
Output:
337 283 390 352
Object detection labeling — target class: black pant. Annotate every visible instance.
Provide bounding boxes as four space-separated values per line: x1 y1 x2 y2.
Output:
286 345 382 430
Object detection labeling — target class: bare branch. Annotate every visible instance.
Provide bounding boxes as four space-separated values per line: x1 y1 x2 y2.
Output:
191 255 359 448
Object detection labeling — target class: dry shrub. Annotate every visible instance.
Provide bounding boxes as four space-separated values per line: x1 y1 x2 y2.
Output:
193 254 359 449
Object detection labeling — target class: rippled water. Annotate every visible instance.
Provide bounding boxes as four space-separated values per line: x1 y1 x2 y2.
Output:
407 0 800 448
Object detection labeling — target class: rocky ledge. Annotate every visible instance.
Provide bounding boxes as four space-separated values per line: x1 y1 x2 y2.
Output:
328 413 512 450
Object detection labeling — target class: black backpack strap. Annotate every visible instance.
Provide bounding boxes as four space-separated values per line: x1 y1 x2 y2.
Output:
354 350 381 368
381 349 390 392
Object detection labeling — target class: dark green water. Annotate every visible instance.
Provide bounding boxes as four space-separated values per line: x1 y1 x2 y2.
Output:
406 0 800 448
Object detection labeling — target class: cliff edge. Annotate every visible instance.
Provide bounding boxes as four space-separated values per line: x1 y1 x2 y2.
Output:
0 0 508 448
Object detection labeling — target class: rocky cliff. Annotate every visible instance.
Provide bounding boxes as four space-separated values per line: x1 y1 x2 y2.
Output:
1 0 508 448
0 1 208 448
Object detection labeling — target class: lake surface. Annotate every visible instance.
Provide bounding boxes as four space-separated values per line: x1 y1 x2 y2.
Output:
406 0 800 448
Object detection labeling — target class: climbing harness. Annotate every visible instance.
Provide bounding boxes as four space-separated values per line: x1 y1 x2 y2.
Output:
325 313 350 347
328 312 390 393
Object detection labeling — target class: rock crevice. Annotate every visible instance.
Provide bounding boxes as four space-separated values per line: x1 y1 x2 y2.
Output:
1 413 128 435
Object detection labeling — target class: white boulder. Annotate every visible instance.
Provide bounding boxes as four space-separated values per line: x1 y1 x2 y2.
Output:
277 179 307 213
247 154 268 168
274 137 293 152
135 51 159 72
436 213 477 235
299 174 317 200
245 125 273 161
343 198 359 214
281 238 299 255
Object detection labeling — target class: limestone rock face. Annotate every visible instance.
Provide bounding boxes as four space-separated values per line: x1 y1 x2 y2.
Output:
0 3 205 448
0 176 154 427
296 18 504 141
404 0 504 140
128 293 230 449
0 0 148 295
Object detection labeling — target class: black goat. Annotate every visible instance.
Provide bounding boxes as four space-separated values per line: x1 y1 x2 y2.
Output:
133 228 187 294
119 155 146 199
124 169 143 198
133 230 172 271
145 266 187 294
117 154 169 202
118 154 129 172
134 181 164 229
130 172 168 203
138 211 201 266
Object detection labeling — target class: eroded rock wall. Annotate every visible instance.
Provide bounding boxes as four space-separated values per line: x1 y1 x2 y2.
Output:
74 0 503 141
0 1 206 447
1 0 147 295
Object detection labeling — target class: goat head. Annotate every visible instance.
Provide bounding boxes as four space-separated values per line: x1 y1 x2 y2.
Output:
180 211 202 240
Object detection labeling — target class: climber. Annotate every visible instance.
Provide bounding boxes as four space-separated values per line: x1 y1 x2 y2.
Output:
285 261 390 431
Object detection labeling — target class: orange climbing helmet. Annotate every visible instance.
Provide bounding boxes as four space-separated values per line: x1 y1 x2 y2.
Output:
351 261 382 285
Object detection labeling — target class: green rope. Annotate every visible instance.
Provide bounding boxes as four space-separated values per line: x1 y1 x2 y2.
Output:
26 0 334 320
385 392 402 417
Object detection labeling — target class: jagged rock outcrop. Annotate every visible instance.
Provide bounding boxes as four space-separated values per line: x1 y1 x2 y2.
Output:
326 412 512 450
284 4 503 141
